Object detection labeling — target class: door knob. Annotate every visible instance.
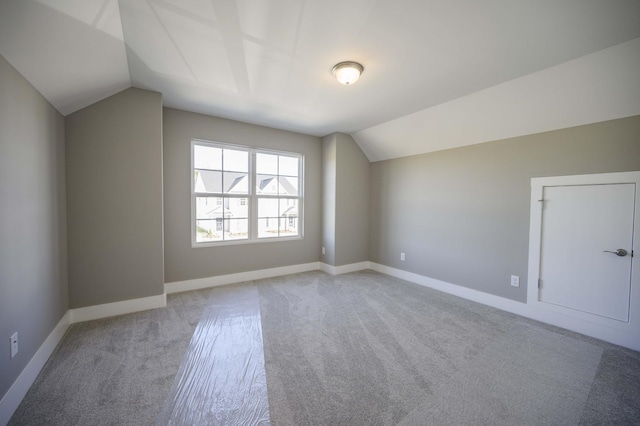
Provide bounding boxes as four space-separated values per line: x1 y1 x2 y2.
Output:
603 249 628 257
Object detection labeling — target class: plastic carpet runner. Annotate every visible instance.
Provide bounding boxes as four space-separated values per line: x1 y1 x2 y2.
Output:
157 286 270 425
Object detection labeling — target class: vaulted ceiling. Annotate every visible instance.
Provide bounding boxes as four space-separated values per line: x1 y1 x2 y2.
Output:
1 0 639 161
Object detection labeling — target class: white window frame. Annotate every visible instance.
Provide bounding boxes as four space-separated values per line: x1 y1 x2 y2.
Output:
191 139 304 247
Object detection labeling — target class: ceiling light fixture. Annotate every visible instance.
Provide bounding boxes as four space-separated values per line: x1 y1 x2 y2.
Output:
332 61 364 85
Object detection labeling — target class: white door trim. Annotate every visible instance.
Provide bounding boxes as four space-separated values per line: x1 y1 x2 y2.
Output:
527 171 640 346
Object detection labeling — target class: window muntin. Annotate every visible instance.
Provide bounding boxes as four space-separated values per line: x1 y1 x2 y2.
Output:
192 140 303 246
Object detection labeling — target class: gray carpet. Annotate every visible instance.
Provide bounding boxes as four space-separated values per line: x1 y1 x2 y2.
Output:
9 270 640 425
9 287 211 425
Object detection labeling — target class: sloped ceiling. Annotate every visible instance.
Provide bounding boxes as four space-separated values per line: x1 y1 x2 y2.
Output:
1 0 639 161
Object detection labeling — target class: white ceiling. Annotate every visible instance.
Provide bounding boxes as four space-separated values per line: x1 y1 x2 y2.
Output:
1 0 640 161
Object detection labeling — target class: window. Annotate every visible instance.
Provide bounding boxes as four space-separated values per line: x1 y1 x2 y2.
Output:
192 140 303 245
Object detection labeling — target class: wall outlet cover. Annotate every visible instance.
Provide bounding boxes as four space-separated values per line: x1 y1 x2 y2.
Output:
511 275 520 287
10 332 18 358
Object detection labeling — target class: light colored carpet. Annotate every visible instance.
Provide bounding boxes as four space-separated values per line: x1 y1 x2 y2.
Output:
9 270 640 425
397 321 602 425
9 288 211 425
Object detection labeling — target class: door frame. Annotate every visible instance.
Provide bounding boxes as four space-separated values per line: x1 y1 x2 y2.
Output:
527 171 640 348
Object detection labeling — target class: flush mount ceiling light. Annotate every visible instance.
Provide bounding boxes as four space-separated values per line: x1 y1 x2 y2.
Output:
332 61 364 85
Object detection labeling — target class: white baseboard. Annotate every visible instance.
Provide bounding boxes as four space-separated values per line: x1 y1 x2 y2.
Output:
69 293 167 323
320 261 370 276
165 262 321 294
0 311 72 426
369 262 640 351
165 261 372 293
370 262 525 313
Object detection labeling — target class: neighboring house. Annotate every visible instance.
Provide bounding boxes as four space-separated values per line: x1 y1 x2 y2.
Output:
194 171 298 239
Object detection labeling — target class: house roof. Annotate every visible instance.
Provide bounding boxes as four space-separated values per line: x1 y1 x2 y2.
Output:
257 177 297 196
197 171 297 196
1 1 639 161
203 205 232 219
197 170 248 194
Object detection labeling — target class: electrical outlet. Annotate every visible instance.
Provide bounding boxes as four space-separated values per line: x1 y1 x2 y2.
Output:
400 252 406 261
10 332 18 359
511 275 519 287
321 247 326 255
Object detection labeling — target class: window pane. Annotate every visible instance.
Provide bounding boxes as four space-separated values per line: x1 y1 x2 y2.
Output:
223 172 248 194
196 197 224 219
278 177 298 195
279 217 299 236
279 156 299 177
256 174 278 194
258 218 279 238
194 145 222 170
258 198 278 217
224 218 248 240
223 149 248 172
279 198 298 216
256 153 278 174
196 219 223 242
227 197 249 218
194 170 222 193
280 199 299 237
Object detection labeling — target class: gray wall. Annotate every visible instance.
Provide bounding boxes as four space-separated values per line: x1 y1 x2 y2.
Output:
0 56 67 399
65 88 164 308
163 108 321 283
370 115 640 302
322 133 370 266
321 134 337 265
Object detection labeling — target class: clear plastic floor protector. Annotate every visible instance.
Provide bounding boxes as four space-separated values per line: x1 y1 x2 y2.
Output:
157 286 271 425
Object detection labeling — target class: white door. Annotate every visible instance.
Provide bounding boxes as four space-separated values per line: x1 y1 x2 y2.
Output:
539 184 635 322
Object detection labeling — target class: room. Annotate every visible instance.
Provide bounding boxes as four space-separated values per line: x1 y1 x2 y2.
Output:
1 0 640 424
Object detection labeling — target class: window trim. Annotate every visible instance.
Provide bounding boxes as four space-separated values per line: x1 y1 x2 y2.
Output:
191 139 304 247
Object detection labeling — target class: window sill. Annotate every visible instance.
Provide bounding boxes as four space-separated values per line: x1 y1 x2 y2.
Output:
192 235 303 248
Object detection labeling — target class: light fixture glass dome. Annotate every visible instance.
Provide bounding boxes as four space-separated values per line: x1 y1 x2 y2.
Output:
332 61 363 85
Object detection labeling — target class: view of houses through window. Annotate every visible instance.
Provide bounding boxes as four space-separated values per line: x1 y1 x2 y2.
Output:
192 140 302 244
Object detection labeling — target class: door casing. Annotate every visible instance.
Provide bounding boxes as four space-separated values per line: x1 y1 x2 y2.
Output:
527 171 640 348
